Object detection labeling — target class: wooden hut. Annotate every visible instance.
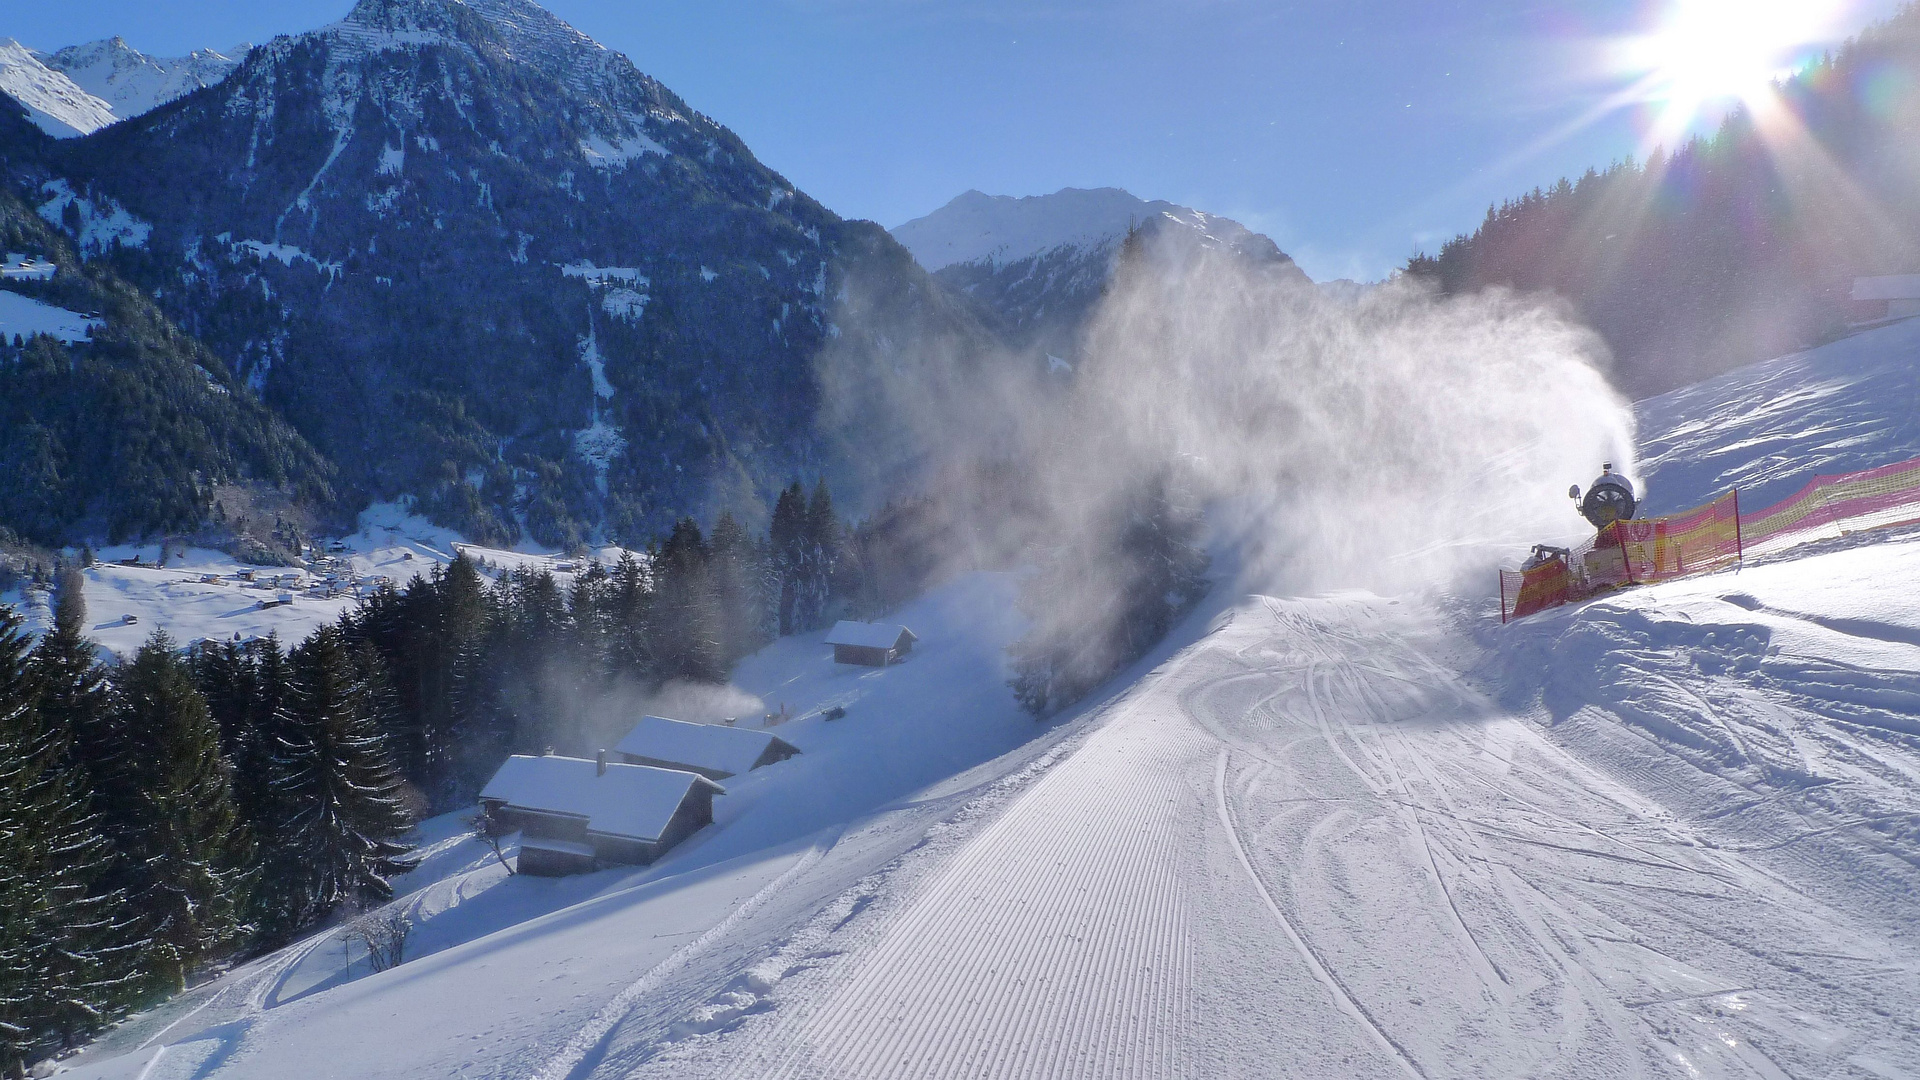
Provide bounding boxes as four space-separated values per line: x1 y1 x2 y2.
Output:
614 715 799 781
825 621 918 667
477 752 723 876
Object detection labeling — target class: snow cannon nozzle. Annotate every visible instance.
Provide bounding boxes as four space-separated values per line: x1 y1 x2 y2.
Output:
1576 463 1637 531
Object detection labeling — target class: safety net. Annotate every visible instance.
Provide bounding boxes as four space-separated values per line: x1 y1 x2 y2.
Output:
1500 454 1920 623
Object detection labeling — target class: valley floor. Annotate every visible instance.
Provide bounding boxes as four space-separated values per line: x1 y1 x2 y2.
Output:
59 537 1920 1079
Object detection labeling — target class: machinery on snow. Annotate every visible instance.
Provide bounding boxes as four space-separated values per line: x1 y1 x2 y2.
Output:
1521 463 1639 574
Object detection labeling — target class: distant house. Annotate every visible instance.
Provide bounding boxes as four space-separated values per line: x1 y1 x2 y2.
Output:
614 715 799 781
825 621 918 667
0 254 56 281
1849 275 1920 325
477 752 723 876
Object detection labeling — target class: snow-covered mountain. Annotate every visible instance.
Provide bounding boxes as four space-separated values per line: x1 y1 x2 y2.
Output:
0 39 116 138
44 37 244 122
18 0 988 547
893 187 1307 364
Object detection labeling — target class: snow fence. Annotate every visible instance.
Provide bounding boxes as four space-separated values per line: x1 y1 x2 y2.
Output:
1501 454 1920 622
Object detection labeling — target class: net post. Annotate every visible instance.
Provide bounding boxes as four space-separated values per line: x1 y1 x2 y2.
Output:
1616 522 1635 586
1499 571 1509 624
1732 488 1744 570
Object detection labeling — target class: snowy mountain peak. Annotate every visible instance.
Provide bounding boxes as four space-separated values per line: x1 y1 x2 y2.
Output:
894 187 1178 272
0 38 116 138
333 0 604 74
316 0 678 159
892 187 1291 274
45 37 243 123
893 187 1305 362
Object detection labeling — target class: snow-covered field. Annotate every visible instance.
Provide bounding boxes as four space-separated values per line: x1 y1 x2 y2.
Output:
48 321 1920 1078
2 502 637 657
0 288 102 342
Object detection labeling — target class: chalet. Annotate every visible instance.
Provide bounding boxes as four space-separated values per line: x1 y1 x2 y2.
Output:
1849 275 1920 325
825 621 918 667
477 752 723 876
614 715 800 781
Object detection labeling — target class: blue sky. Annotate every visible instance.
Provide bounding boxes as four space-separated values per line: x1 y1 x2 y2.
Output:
9 0 1903 280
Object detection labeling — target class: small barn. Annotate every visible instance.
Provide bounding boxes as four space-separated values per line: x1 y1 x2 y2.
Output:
1849 275 1920 325
614 715 800 781
826 621 918 667
477 753 723 876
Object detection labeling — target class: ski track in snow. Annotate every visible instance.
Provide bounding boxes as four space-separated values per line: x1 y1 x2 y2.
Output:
645 589 1919 1079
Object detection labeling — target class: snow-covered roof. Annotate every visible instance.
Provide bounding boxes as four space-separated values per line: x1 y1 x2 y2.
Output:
479 755 721 842
1852 275 1920 301
614 715 795 779
825 621 917 650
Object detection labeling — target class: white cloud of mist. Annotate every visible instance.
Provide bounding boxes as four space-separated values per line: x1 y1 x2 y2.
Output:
823 230 1638 601
1068 242 1638 594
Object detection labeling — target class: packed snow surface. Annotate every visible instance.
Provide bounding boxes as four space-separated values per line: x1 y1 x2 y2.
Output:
0 39 116 138
0 289 100 342
1638 316 1920 514
49 323 1920 1078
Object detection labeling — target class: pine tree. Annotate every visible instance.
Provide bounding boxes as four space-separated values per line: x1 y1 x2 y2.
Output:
191 637 306 944
653 518 723 683
0 608 127 1074
709 512 771 663
113 633 253 991
769 482 808 634
269 627 417 932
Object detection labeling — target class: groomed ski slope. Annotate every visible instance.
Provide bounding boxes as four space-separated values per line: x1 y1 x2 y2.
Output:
54 322 1920 1079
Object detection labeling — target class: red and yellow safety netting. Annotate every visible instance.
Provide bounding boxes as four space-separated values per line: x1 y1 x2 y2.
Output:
1501 454 1920 623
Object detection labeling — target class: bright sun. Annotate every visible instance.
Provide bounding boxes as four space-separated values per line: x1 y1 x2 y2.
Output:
1623 0 1842 133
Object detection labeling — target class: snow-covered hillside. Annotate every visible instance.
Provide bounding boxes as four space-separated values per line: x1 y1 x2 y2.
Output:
1638 316 1920 514
48 320 1920 1078
0 289 101 342
45 38 243 122
0 39 115 138
0 503 638 658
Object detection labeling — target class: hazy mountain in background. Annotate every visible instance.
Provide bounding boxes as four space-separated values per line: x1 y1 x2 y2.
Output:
0 0 991 547
894 187 1308 367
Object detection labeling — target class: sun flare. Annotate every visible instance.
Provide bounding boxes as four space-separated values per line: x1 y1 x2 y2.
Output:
1622 0 1844 136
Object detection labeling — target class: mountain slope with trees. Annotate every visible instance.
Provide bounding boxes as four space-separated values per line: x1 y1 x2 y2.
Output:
0 163 333 545
3 0 995 549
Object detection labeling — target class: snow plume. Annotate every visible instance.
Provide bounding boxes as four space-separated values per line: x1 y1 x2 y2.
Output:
1069 245 1638 594
821 233 1637 600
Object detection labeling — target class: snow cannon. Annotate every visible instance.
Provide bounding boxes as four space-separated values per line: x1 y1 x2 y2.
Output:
1569 463 1636 531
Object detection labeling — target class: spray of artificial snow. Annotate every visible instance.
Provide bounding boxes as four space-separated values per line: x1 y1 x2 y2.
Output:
822 230 1638 598
1067 240 1638 594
